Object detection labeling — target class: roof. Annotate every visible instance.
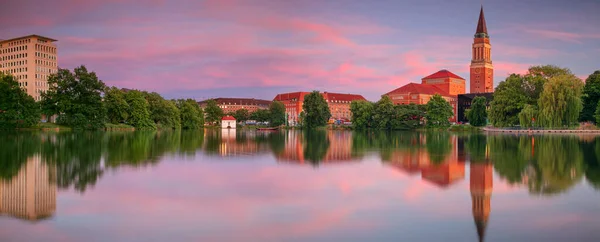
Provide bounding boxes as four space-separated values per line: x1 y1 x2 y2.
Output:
0 35 57 44
198 97 271 106
273 92 308 101
323 92 367 102
422 69 465 80
222 115 236 120
385 83 451 96
475 6 488 36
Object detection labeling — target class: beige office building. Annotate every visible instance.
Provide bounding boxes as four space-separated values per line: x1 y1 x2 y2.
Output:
0 155 57 221
0 35 58 101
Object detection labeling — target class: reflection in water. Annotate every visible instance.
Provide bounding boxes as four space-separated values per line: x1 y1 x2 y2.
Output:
1 130 600 240
0 155 56 221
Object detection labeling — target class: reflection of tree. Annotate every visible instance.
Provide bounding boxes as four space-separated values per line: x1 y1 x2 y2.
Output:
425 132 451 164
179 130 204 156
267 132 286 156
466 134 487 163
0 132 40 180
303 130 330 165
528 136 584 195
583 140 600 190
489 135 530 184
204 130 221 155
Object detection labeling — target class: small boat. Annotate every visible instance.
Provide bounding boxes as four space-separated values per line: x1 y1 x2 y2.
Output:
257 127 279 131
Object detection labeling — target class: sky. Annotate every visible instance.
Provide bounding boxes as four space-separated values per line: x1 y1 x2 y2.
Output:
1 0 599 101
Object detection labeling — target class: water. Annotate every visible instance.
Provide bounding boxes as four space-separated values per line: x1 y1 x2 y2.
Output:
0 130 599 242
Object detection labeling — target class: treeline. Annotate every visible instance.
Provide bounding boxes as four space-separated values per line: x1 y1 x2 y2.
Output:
350 94 453 130
203 99 287 127
0 65 206 130
490 65 600 128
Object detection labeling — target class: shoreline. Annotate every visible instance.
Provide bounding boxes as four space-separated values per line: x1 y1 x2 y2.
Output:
483 127 600 134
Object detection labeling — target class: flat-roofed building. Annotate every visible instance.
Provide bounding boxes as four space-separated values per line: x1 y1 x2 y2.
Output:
273 91 366 125
198 98 272 114
0 35 58 101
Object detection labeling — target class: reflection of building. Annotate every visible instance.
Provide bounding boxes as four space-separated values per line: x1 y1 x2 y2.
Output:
470 162 493 242
216 130 269 157
384 70 464 122
0 35 58 101
386 135 466 187
198 98 271 114
0 155 56 221
273 92 366 125
276 131 357 164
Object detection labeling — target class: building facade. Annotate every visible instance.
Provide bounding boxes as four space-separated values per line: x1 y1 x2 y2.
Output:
273 92 366 125
457 93 494 123
0 35 58 101
198 98 271 114
384 70 465 122
470 7 494 93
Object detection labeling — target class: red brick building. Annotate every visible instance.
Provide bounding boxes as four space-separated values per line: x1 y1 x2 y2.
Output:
384 70 465 122
470 6 494 93
197 98 271 114
273 91 366 126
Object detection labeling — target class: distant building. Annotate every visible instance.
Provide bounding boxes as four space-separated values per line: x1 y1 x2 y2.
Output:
384 70 465 122
198 98 271 114
0 35 58 101
470 6 494 93
221 115 236 129
273 92 366 126
457 93 494 123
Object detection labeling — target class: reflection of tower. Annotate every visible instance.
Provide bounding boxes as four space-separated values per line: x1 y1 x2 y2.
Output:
0 155 56 221
470 162 493 242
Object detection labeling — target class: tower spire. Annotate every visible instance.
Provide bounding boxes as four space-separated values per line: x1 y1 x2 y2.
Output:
475 6 488 37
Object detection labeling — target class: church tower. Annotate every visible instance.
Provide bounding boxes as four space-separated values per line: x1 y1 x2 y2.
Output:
470 6 494 93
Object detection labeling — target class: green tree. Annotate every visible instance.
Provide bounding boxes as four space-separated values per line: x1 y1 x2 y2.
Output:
528 65 573 79
537 74 583 128
145 92 180 129
580 71 600 122
125 90 156 129
104 87 129 124
373 96 395 130
302 91 331 128
269 101 286 127
303 130 330 165
392 104 425 130
40 66 106 129
518 104 538 128
204 99 224 124
466 96 487 126
250 109 270 122
350 100 374 129
177 99 204 129
489 74 531 127
0 73 40 128
425 94 453 127
594 100 600 124
233 109 250 122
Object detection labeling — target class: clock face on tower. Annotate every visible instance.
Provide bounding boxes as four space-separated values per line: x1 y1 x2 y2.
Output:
474 68 481 74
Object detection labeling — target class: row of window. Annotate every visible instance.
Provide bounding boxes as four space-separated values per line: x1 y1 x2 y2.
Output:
35 59 57 67
35 52 56 60
3 67 28 74
2 38 31 47
0 59 28 68
1 45 27 54
36 66 56 74
1 53 28 61
36 44 56 54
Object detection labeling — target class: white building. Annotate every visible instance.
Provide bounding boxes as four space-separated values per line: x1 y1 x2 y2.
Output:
221 116 236 129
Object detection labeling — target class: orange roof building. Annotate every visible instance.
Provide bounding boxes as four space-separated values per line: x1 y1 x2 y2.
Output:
273 91 366 126
384 70 465 122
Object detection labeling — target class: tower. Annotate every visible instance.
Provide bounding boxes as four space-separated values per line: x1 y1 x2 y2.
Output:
470 6 493 93
470 162 493 242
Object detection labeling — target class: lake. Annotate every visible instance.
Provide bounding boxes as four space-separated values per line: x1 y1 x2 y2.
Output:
0 130 599 242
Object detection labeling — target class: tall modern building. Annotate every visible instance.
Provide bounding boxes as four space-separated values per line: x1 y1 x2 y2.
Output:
469 6 494 93
0 35 58 101
0 155 57 221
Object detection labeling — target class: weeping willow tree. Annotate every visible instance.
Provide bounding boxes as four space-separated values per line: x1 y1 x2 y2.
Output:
537 74 583 128
518 104 538 128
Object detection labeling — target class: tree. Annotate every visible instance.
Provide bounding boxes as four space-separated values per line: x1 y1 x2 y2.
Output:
595 100 600 124
233 109 250 122
145 92 180 129
580 71 600 122
350 100 374 129
125 90 156 129
425 94 453 127
537 74 583 128
250 109 270 122
177 99 203 129
392 104 425 130
269 101 286 127
0 73 40 128
104 87 129 124
302 91 331 128
41 66 106 129
489 74 531 127
204 99 223 124
373 96 395 130
466 96 487 127
518 104 538 128
528 65 573 79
